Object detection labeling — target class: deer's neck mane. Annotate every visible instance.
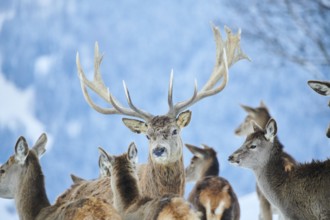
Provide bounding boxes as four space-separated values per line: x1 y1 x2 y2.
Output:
143 156 185 197
16 152 50 220
202 156 219 177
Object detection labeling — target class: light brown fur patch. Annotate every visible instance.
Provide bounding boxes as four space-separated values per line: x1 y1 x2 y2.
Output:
199 181 231 217
72 197 121 220
55 177 112 205
157 197 201 220
283 157 295 172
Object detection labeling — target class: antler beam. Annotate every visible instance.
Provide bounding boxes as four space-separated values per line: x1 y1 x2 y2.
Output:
76 42 153 121
167 25 250 116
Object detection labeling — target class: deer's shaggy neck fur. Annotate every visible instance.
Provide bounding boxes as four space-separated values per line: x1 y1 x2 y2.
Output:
16 152 50 220
139 156 185 197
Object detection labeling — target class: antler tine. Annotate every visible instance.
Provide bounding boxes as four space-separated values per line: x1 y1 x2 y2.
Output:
168 79 198 116
170 25 249 116
76 48 117 114
123 81 154 120
77 42 152 120
168 70 174 112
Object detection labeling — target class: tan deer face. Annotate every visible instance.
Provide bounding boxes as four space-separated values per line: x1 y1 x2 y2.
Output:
0 154 21 199
234 102 271 136
229 119 277 169
0 134 47 199
123 111 191 164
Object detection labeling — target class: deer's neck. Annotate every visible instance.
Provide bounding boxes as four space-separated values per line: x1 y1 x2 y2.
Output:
202 157 219 177
254 143 287 209
112 162 141 214
141 156 185 197
16 155 50 220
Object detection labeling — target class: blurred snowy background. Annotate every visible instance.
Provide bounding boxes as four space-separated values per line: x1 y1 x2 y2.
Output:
0 0 329 219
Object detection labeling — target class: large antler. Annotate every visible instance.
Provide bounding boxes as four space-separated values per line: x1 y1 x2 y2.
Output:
167 25 250 116
76 42 154 121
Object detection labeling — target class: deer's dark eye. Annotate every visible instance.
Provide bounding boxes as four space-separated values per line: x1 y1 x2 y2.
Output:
250 145 256 149
172 129 178 135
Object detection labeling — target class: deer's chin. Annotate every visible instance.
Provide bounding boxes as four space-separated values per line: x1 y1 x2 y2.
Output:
228 157 241 166
152 154 168 164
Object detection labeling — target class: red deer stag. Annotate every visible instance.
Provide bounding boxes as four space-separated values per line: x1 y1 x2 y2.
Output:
229 118 330 220
308 80 330 138
234 101 296 220
98 142 201 220
76 25 249 197
0 134 121 220
185 143 240 220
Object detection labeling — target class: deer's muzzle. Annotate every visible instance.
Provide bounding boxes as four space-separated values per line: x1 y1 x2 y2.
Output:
153 146 167 157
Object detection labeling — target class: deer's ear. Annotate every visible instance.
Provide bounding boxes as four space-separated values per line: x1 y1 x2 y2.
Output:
70 174 85 184
185 143 205 158
122 118 148 134
176 110 192 128
240 104 257 115
259 100 267 109
308 80 330 96
15 136 29 164
98 147 114 169
32 133 47 158
265 118 277 142
127 142 138 164
98 154 111 178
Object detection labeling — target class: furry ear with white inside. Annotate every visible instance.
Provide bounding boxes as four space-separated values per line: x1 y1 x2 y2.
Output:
265 118 277 142
122 118 148 134
308 80 330 96
98 154 111 177
176 110 192 128
98 147 113 169
127 142 138 164
31 133 47 158
15 136 29 164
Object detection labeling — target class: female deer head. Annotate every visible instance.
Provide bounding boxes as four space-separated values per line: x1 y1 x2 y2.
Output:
185 144 219 182
0 134 47 200
229 119 277 170
234 101 271 136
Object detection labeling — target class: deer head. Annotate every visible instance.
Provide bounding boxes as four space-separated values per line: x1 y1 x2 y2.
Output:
229 119 278 169
185 144 219 182
234 101 271 136
0 134 47 199
76 25 249 164
308 80 330 138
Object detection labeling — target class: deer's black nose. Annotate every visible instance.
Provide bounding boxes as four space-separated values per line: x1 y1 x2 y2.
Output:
153 147 166 157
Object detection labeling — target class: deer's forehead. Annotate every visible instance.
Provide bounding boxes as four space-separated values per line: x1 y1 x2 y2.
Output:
245 131 265 143
1 156 15 167
148 116 177 130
